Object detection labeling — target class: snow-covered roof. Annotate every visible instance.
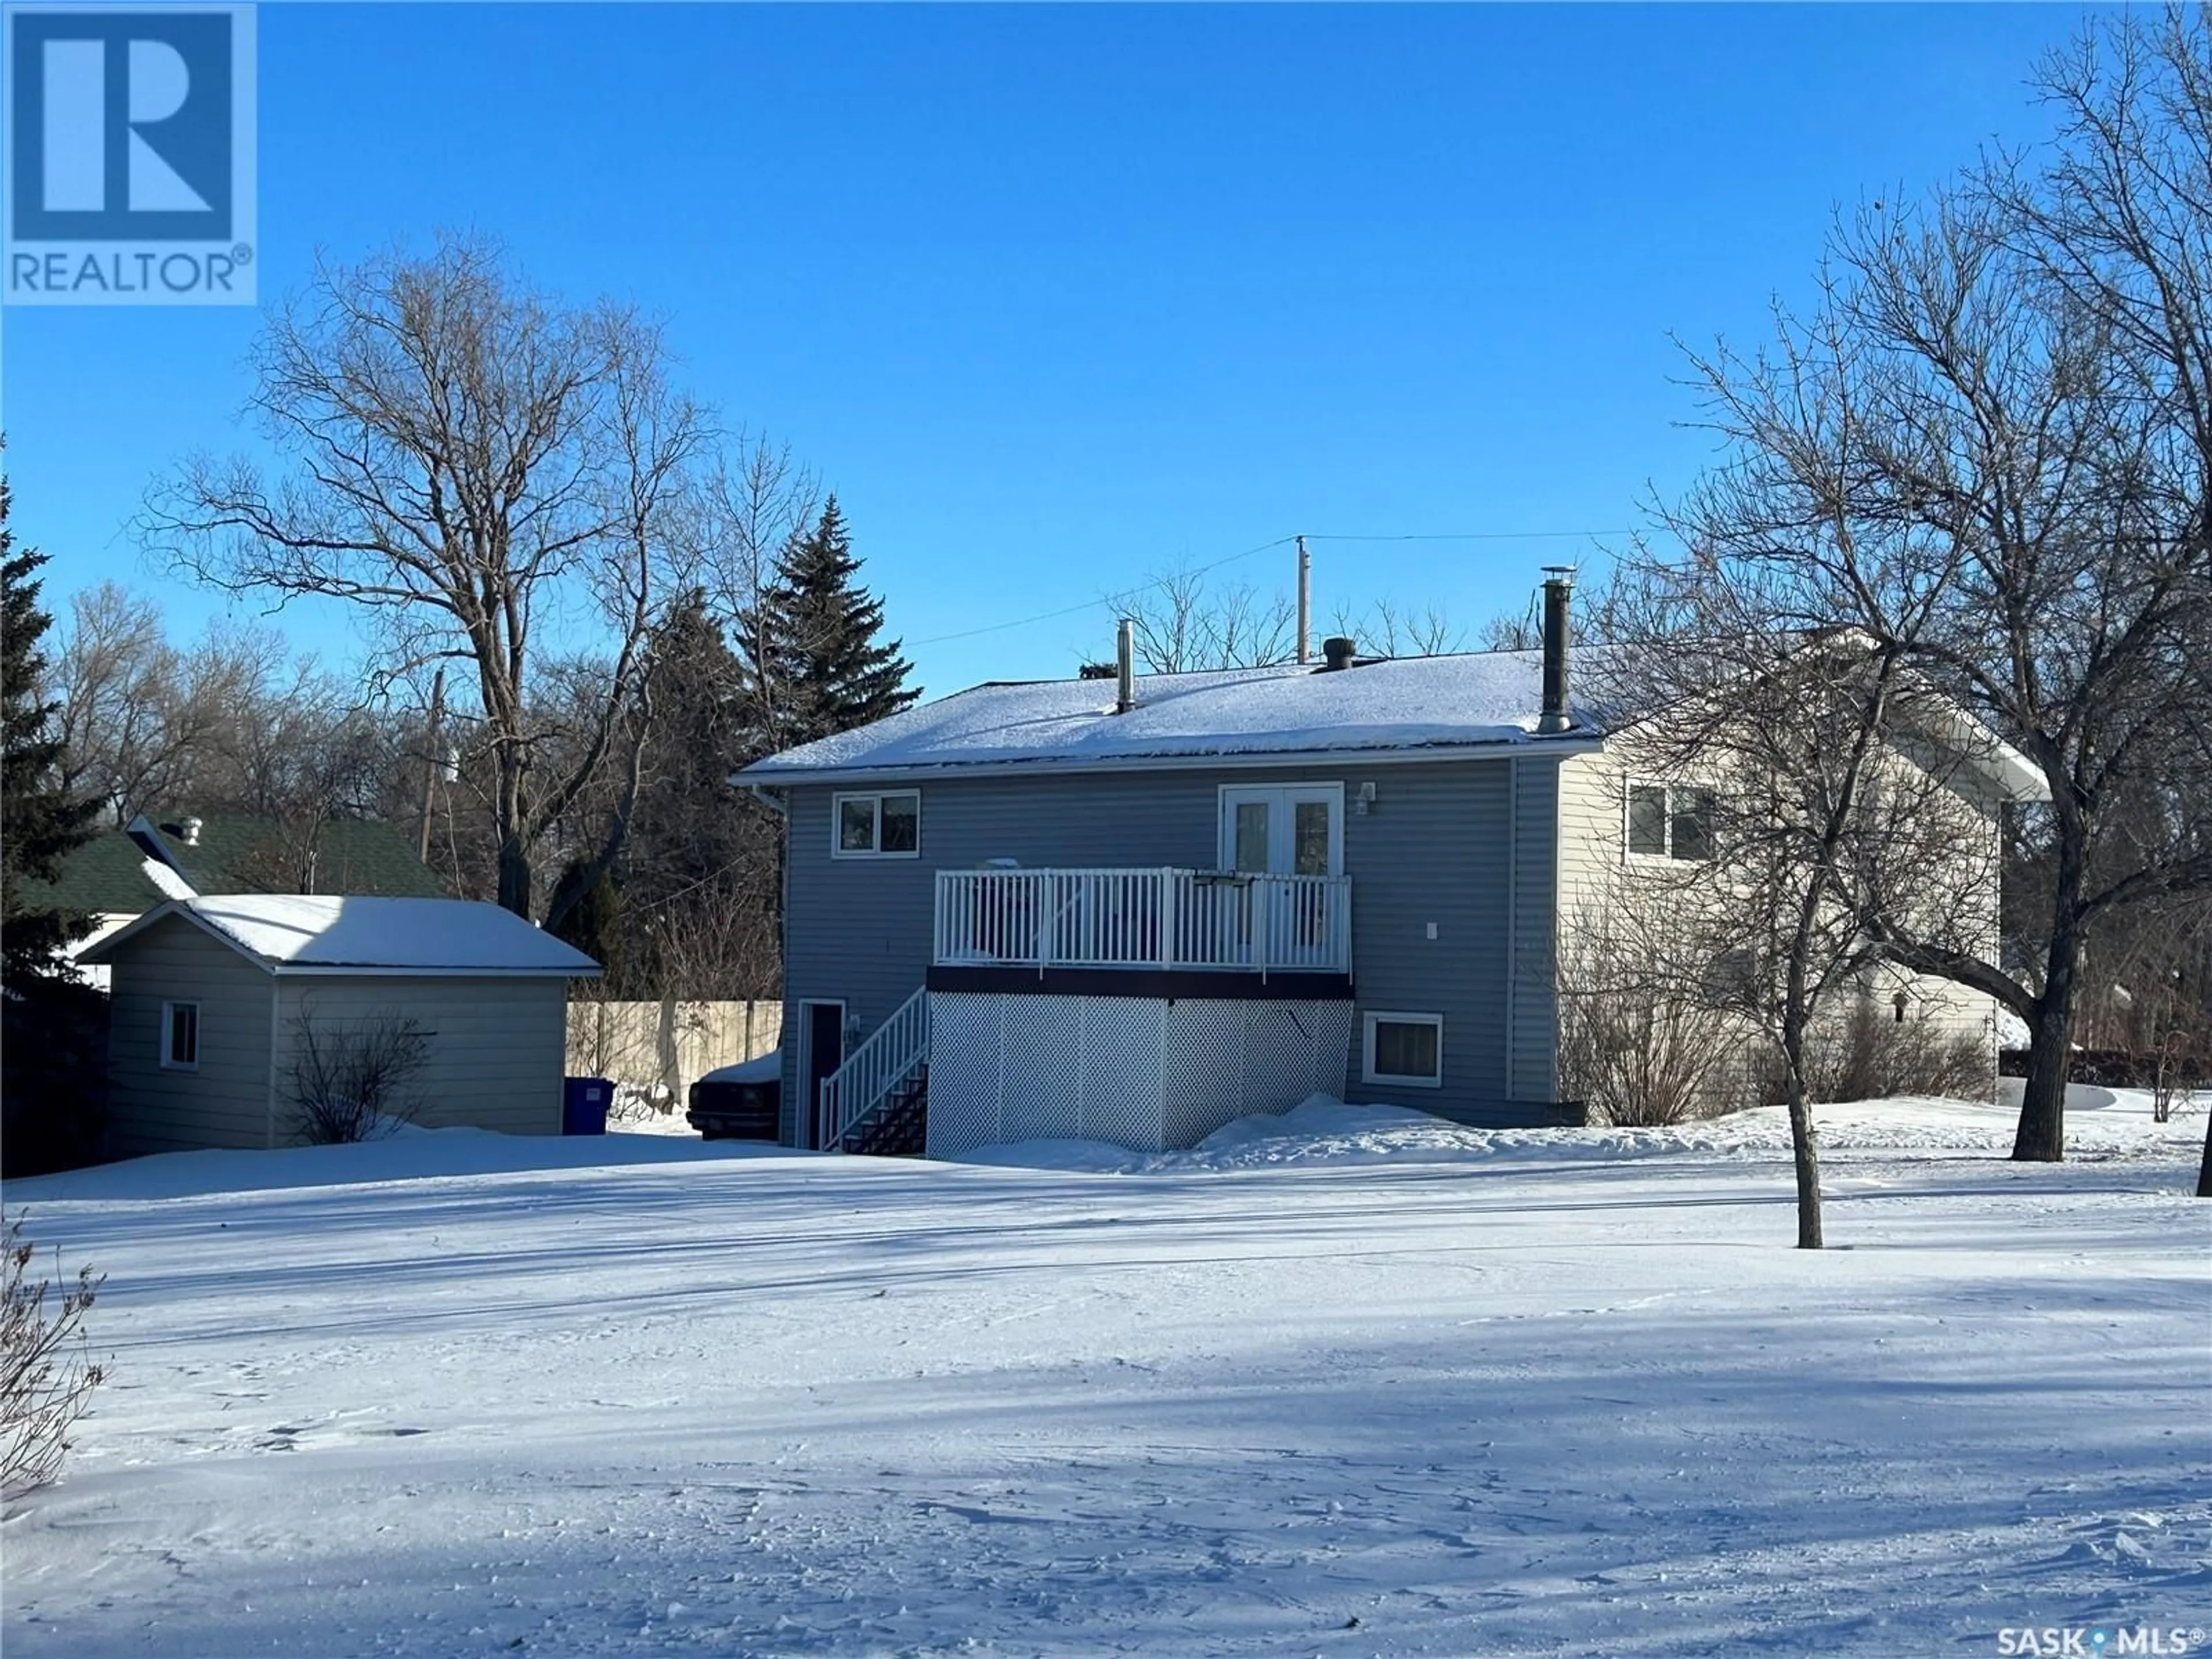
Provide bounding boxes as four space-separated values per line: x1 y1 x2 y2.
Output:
81 895 603 978
740 651 1597 782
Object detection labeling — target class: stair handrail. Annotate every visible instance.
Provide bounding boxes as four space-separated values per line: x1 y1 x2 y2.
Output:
818 986 931 1152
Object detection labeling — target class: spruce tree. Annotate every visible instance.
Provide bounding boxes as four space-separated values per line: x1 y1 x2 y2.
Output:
738 498 918 753
1 468 98 986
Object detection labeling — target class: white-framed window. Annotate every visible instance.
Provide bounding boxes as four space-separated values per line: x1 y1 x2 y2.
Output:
160 1001 199 1070
1625 782 1715 862
1362 1011 1443 1089
832 790 921 859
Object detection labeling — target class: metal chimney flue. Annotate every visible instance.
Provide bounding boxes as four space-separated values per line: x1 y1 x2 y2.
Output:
1538 568 1573 734
1115 618 1135 713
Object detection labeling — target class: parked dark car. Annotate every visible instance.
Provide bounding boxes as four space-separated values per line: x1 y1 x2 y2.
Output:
687 1052 781 1140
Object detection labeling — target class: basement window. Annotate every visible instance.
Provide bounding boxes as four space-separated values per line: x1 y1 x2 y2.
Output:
1626 783 1715 862
1363 1012 1443 1089
833 791 921 858
161 1001 199 1070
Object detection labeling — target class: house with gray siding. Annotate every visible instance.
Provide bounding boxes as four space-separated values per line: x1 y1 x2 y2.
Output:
81 895 599 1157
740 599 2043 1160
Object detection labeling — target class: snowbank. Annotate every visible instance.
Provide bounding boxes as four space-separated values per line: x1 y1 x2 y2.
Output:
16 1086 2201 1209
958 1088 2207 1174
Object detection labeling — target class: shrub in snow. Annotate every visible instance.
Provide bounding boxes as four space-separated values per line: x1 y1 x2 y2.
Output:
1556 905 1737 1127
1801 998 1996 1105
286 1009 431 1145
1 1212 105 1499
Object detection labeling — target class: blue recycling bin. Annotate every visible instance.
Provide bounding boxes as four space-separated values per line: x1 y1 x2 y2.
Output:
562 1076 611 1136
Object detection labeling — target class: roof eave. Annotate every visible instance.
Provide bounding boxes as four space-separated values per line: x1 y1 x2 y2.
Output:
732 730 1609 789
268 964 602 979
78 900 604 978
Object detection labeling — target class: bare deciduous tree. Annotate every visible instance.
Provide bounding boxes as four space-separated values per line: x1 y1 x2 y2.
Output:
1650 8 2212 1162
51 584 283 824
1120 569 1298 673
143 235 708 923
1329 597 1464 658
1477 569 1632 654
1599 599 1997 1246
694 435 819 756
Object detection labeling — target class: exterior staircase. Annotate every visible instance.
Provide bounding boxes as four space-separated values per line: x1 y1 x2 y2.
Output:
842 1063 927 1156
818 987 930 1155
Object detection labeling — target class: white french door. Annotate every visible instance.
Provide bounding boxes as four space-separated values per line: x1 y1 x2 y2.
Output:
1219 785 1343 877
1215 785 1344 968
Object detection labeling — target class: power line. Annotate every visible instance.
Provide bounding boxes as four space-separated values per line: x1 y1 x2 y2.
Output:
1300 529 1633 543
904 527 1635 649
907 535 1296 647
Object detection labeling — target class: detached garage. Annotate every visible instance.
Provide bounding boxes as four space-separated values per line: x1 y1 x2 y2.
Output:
81 895 601 1156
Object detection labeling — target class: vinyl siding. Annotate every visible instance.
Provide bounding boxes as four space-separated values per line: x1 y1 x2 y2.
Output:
105 917 278 1156
1555 731 2003 1108
777 754 1573 1141
1508 757 1561 1104
270 976 569 1142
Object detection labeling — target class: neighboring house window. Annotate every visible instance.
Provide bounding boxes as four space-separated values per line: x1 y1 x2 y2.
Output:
161 1001 199 1070
1626 783 1715 861
833 791 921 858
1363 1012 1443 1088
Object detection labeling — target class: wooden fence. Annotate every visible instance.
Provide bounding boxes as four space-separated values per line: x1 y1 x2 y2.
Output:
565 998 783 1124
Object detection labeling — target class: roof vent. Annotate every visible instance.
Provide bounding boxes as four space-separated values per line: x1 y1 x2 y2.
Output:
180 816 203 847
1320 635 1357 672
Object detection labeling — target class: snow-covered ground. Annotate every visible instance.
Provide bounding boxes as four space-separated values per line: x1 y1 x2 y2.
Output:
3 1094 2206 1658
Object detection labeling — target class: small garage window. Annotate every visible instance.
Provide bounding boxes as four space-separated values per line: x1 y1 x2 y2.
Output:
161 1001 199 1070
1363 1012 1442 1088
833 791 920 858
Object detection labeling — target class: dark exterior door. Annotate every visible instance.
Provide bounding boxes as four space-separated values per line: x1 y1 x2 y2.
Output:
805 1001 844 1149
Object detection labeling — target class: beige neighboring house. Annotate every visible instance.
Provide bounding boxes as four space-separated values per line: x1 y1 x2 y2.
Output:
1554 707 2048 1101
80 895 600 1157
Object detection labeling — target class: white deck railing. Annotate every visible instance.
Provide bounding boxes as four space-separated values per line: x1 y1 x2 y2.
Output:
817 984 930 1152
934 867 1353 977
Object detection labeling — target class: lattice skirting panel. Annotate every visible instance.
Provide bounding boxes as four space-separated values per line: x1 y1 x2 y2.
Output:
926 993 1350 1159
1164 999 1353 1149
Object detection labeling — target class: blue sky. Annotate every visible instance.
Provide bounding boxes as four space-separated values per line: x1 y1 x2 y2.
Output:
2 3 2088 696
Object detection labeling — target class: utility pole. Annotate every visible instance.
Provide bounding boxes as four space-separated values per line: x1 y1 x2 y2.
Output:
1295 535 1311 664
417 668 446 863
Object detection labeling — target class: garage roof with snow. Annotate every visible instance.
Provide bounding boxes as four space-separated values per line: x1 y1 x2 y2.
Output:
81 895 603 978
